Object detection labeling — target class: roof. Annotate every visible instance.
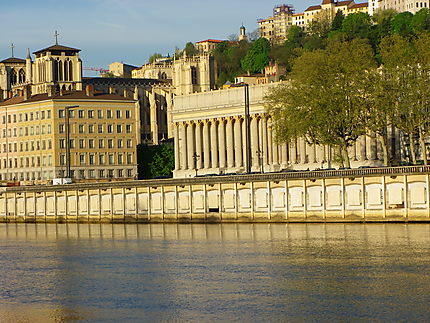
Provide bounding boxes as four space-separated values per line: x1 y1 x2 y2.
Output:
305 5 322 11
0 57 26 64
0 90 134 107
195 39 225 44
83 77 169 87
349 2 369 9
336 0 354 6
293 12 304 17
33 44 81 55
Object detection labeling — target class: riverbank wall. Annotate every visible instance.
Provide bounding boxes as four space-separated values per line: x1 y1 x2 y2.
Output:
1 166 430 223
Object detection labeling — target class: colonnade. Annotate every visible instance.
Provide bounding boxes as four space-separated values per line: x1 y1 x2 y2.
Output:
173 114 397 178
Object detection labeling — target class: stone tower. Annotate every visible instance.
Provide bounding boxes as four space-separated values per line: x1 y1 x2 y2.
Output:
239 25 247 41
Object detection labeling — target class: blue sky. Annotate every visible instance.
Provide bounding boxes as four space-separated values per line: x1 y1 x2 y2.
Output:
0 0 317 75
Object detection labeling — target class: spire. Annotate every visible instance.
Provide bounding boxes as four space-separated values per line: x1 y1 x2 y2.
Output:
54 30 60 45
10 43 15 58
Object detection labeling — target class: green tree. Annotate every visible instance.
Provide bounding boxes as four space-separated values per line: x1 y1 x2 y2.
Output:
266 39 376 168
184 42 198 56
331 10 345 31
149 144 174 177
342 12 373 40
391 12 414 37
241 37 270 74
148 53 162 63
309 10 333 38
411 8 430 33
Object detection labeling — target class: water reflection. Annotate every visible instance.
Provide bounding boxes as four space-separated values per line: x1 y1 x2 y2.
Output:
0 223 429 322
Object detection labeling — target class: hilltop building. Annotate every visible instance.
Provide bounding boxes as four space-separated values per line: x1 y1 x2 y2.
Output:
108 62 137 78
379 0 429 14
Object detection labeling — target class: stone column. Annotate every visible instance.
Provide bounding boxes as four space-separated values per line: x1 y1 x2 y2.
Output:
267 122 273 166
234 119 243 168
174 123 180 171
179 123 187 170
281 144 288 167
299 138 306 164
187 123 195 170
149 91 159 144
218 120 226 169
251 117 259 170
317 145 325 164
261 118 268 170
289 140 297 164
226 118 234 168
308 143 316 164
203 121 210 169
210 121 218 169
242 119 247 169
195 123 203 169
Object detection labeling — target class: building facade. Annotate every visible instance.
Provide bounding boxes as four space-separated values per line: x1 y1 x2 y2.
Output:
172 83 403 178
0 90 140 182
379 0 429 13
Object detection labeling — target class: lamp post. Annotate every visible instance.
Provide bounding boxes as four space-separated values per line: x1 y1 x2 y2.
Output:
65 105 79 179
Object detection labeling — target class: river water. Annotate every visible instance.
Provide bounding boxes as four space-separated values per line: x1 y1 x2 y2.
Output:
0 223 429 322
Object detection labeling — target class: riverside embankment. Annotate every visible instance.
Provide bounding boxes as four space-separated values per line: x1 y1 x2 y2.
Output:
1 166 430 223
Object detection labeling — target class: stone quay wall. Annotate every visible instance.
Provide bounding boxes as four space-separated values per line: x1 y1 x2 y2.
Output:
1 166 430 223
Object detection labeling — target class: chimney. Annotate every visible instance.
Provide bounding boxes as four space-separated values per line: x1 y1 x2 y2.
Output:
23 85 32 101
85 85 94 97
123 88 129 98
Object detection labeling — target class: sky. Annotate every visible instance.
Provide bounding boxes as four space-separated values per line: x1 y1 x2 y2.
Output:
0 0 317 75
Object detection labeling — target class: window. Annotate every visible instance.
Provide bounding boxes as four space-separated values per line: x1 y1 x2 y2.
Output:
78 110 84 118
19 128 23 136
108 139 114 149
88 139 95 148
125 110 131 119
127 139 132 148
118 153 123 165
79 170 85 179
107 110 112 118
88 110 94 119
47 125 51 134
89 154 95 165
99 169 105 178
59 110 65 118
60 154 66 166
97 110 103 119
127 153 132 164
48 140 52 149
69 139 75 148
41 125 45 134
30 113 33 121
30 127 34 135
48 155 52 166
108 169 114 178
36 126 40 135
98 139 104 148
127 169 133 178
79 124 85 133
99 154 105 165
79 154 85 165
88 169 95 179
88 124 94 133
42 140 46 150
36 112 39 120
107 124 113 133
116 125 122 133
79 139 85 149
108 154 114 165
98 124 103 133
116 110 122 119
117 139 123 148
118 169 123 178
59 124 65 133
59 139 66 149
126 124 132 133
47 110 51 119
41 111 45 119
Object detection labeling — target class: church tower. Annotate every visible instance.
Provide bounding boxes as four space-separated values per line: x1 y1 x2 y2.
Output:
31 37 83 95
239 25 247 42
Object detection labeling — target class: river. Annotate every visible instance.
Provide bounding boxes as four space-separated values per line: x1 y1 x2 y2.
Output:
0 223 429 322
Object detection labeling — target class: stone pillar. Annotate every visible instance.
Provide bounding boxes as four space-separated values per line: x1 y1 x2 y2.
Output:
290 140 297 164
203 121 210 169
251 117 259 169
186 123 195 170
149 91 158 144
308 143 316 164
267 122 273 166
242 119 247 169
174 123 180 171
218 120 226 169
261 118 268 170
195 123 203 169
210 121 218 169
234 119 243 168
299 138 307 164
281 144 288 167
360 136 367 162
179 123 187 170
317 145 325 164
226 118 234 168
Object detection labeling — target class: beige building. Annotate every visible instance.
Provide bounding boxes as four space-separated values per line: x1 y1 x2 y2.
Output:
108 62 137 78
379 0 429 13
0 89 140 182
258 5 295 44
195 39 224 53
172 82 402 178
